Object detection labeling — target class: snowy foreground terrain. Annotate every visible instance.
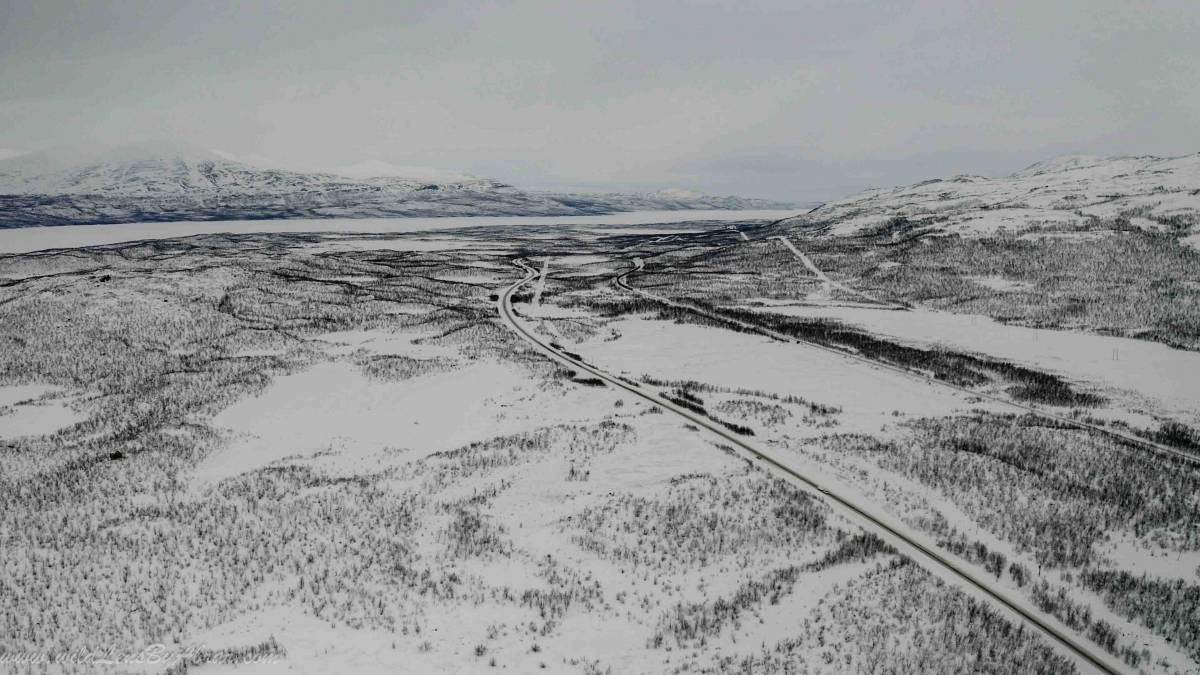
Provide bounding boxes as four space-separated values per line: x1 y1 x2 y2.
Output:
2 156 1200 675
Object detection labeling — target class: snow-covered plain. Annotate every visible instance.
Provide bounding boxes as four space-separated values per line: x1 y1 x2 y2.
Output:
0 402 79 439
0 384 81 439
579 316 999 435
196 360 521 485
737 303 1200 425
0 383 58 407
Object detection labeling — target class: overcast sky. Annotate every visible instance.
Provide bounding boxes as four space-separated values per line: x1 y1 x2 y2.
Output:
2 0 1197 200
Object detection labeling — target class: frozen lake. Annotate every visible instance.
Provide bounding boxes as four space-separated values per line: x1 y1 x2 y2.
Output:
0 209 799 254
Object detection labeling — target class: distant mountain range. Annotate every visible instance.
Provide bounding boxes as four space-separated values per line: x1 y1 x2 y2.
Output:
0 140 797 228
777 152 1200 244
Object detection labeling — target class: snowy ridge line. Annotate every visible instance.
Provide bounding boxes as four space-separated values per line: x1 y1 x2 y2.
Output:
770 152 1200 239
499 258 1125 675
616 257 1200 467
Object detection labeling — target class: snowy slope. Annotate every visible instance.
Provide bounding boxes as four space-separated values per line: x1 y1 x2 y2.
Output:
779 152 1200 240
0 141 796 227
0 140 505 197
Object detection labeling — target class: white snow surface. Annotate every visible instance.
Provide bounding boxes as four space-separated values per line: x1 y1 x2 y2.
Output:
739 304 1200 425
966 275 1033 292
0 383 58 407
0 384 81 438
577 316 1006 437
195 360 522 485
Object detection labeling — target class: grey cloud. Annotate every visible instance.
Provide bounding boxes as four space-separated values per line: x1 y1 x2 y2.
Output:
1 0 1197 201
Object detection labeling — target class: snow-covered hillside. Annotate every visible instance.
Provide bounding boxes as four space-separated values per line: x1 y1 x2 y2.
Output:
0 141 504 198
0 141 796 227
780 152 1200 241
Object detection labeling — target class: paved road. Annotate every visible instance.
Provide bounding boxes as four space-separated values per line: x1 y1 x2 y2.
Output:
499 258 1126 675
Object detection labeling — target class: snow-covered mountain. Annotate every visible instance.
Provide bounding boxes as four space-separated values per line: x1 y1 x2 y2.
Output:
0 141 796 228
0 140 521 198
778 152 1200 242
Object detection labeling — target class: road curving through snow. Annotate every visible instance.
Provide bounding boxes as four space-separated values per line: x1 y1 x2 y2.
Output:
499 257 1127 675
